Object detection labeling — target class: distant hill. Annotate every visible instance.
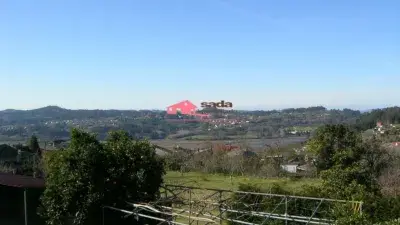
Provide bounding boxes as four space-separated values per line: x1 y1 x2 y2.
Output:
0 106 194 141
0 106 164 121
360 109 374 113
0 105 397 142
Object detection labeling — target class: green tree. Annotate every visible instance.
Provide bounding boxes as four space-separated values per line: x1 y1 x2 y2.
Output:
374 219 400 225
39 129 165 225
29 135 40 153
316 135 390 198
308 125 395 223
307 124 363 172
176 110 183 119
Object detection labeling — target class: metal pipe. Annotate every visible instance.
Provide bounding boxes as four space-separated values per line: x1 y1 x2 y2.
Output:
285 196 288 225
131 205 216 223
130 204 333 224
164 185 362 204
103 206 188 225
24 189 28 225
221 208 332 225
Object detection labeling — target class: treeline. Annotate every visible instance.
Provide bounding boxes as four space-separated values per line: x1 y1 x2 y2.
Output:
0 135 42 176
1 105 400 141
355 107 400 131
0 106 165 124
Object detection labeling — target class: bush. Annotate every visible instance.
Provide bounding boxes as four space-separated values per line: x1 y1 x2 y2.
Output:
162 149 285 178
374 219 400 225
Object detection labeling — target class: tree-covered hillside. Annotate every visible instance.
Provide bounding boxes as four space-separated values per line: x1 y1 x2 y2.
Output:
0 105 398 141
354 107 400 131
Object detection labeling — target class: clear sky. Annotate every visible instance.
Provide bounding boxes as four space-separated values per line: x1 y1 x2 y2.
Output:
1 0 399 110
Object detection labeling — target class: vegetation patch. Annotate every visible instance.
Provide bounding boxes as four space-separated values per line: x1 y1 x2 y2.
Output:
164 171 321 192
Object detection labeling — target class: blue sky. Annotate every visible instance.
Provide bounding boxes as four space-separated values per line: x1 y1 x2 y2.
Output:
1 0 399 110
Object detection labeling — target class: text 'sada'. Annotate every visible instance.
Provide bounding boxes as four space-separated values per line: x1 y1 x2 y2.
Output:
201 100 233 108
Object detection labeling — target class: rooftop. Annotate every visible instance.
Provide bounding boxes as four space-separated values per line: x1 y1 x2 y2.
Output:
0 173 45 188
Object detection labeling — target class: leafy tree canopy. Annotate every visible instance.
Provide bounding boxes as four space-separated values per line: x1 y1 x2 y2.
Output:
307 124 394 223
307 124 363 172
40 129 165 225
29 135 40 153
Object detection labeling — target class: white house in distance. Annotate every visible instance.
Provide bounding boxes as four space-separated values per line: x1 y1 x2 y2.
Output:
280 164 299 173
280 162 312 174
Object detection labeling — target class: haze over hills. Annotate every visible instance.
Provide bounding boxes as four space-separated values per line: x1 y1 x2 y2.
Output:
0 104 391 112
0 104 388 112
232 105 385 111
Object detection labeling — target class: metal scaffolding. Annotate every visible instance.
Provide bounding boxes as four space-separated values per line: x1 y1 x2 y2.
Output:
102 184 363 225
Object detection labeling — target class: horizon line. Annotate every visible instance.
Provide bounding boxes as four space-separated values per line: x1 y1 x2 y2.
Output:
0 104 394 112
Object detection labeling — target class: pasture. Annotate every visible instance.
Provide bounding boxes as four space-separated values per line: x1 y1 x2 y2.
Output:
164 171 320 192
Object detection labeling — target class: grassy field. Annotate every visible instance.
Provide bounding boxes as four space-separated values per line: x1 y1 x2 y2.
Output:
163 172 321 225
363 129 375 138
164 171 320 192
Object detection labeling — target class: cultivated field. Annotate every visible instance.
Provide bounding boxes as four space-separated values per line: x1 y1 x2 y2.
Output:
0 136 308 153
151 136 308 150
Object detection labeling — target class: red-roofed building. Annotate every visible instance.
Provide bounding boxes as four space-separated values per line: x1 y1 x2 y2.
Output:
166 100 197 115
